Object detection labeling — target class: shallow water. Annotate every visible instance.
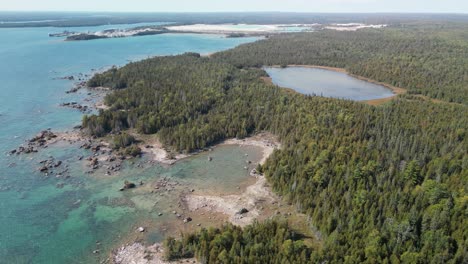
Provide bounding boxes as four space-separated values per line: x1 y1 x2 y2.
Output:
265 67 395 101
0 24 259 264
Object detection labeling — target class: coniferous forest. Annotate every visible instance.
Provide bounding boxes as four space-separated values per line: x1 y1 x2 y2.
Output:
83 23 467 263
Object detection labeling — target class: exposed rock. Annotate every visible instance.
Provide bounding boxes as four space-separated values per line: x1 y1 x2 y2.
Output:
90 158 98 166
60 102 90 113
121 180 136 191
137 227 145 232
13 130 57 155
183 217 192 223
237 208 249 214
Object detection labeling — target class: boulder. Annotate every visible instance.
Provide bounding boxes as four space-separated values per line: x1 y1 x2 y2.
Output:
237 208 249 214
123 180 136 189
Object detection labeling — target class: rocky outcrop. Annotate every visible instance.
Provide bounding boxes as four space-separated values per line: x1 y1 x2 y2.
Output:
65 81 87 93
60 102 91 113
237 208 249 214
120 180 136 191
36 157 68 178
10 130 57 155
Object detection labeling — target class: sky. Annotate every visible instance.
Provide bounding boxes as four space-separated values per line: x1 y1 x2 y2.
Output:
0 0 467 13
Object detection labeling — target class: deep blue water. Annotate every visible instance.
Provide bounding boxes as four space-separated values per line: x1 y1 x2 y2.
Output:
0 24 259 264
265 67 395 101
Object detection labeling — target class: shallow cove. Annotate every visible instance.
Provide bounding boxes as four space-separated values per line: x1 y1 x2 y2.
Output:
0 23 260 264
265 66 395 101
1 143 263 264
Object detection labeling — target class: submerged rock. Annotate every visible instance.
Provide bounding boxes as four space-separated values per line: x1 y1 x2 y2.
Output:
120 180 136 191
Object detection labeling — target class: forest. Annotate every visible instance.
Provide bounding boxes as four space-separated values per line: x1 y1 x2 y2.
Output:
164 220 313 263
83 23 467 263
213 23 468 104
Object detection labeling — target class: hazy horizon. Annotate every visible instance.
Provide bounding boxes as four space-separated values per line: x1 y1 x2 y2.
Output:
0 0 467 13
1 11 467 14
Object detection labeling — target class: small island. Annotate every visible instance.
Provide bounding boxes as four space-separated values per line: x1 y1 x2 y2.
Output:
61 26 170 41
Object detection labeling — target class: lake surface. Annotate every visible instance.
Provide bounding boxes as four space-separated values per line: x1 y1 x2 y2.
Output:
265 67 395 101
0 24 259 264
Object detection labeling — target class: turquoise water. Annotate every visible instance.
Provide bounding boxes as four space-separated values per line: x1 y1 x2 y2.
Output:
0 24 259 264
265 67 395 101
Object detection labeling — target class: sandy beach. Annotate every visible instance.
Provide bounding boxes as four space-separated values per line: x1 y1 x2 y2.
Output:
325 23 387 31
166 23 315 34
139 137 189 165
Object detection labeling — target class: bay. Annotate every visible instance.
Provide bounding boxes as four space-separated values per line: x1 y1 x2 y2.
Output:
0 24 259 264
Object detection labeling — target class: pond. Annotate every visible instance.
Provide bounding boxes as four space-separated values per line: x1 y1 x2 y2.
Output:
265 67 395 101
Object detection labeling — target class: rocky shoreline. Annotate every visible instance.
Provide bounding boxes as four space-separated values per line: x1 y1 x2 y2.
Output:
183 133 280 226
111 133 282 263
7 65 283 264
60 102 92 113
9 129 58 155
113 243 198 264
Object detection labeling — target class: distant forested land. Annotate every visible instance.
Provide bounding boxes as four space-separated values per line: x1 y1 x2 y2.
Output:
213 23 468 104
84 41 467 262
1 12 468 28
